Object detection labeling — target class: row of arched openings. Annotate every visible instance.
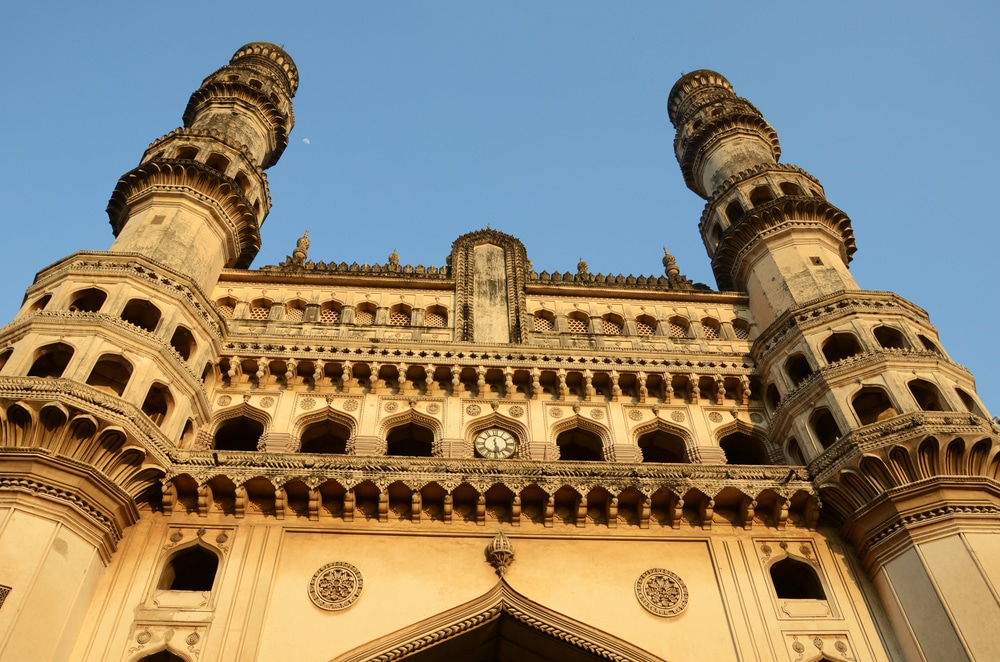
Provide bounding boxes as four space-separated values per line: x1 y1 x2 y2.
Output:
533 311 751 340
218 297 449 329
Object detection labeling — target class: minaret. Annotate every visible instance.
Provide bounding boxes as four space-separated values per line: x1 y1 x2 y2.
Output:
668 70 858 329
107 42 297 289
670 71 1000 661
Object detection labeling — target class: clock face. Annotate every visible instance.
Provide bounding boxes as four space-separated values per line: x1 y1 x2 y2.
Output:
475 428 517 459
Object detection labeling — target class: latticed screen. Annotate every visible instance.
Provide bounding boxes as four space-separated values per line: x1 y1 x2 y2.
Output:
733 322 750 340
0 585 10 610
424 311 447 328
567 317 588 333
702 323 720 340
319 307 340 323
668 321 688 338
534 315 555 332
636 320 655 336
602 318 623 335
388 310 411 326
248 303 270 320
355 309 375 325
285 306 304 322
217 301 235 319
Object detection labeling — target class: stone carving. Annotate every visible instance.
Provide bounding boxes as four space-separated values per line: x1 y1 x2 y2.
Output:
634 568 688 617
485 531 515 577
466 404 481 416
708 412 723 423
0 584 10 610
426 403 440 414
259 396 275 408
590 408 604 420
342 399 359 412
750 412 764 423
217 395 232 407
670 410 685 422
550 407 563 418
508 405 524 418
384 401 399 413
628 409 643 421
300 397 316 410
308 561 364 611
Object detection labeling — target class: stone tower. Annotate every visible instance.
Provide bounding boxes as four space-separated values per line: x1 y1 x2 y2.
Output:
670 70 1000 660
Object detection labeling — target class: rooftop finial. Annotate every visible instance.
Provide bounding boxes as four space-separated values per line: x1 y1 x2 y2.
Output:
291 230 310 264
485 531 515 577
577 257 589 275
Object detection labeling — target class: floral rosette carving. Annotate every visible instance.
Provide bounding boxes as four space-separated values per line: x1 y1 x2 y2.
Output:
634 568 688 617
308 561 364 611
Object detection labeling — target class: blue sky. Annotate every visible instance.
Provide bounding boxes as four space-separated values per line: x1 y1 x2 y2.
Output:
3 2 999 410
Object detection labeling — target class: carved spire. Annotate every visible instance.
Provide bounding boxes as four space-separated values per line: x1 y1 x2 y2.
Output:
577 257 589 276
292 230 310 264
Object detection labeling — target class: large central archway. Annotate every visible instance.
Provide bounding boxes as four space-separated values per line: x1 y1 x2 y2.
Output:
333 580 663 662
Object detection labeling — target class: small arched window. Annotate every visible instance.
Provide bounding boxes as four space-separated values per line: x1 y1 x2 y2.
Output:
533 311 555 332
918 335 942 355
601 315 624 335
354 303 376 326
810 410 842 449
284 300 306 322
233 171 251 193
731 318 751 340
158 545 219 592
566 313 589 334
770 557 826 600
214 416 263 452
667 316 690 339
821 332 862 364
175 146 199 160
785 354 813 387
779 182 804 196
318 302 341 324
725 200 744 224
765 383 781 411
956 388 985 417
28 294 51 313
247 299 271 321
701 318 722 340
385 423 434 457
121 299 162 333
556 428 603 461
142 383 173 426
749 185 774 206
720 431 769 465
69 288 107 313
424 305 448 328
786 438 805 465
852 386 897 425
205 152 230 174
169 326 196 361
635 315 657 337
908 379 949 411
137 650 186 661
86 355 133 396
28 342 74 378
873 325 908 350
216 297 237 319
638 430 687 463
300 419 350 454
388 305 412 327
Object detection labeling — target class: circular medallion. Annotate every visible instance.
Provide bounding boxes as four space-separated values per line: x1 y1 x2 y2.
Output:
590 408 604 419
628 409 643 421
635 568 688 617
259 396 275 408
308 561 364 611
466 404 482 416
750 412 764 423
475 428 517 460
708 412 723 423
342 399 359 411
670 410 685 422
550 407 563 418
426 403 440 414
300 397 316 410
508 405 524 418
384 401 398 412
217 395 232 407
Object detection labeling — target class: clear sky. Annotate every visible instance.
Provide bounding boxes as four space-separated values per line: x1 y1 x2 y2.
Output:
3 2 998 410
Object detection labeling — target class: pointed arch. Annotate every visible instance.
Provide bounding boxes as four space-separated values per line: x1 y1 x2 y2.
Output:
376 408 443 443
549 415 612 450
293 407 358 441
332 580 664 662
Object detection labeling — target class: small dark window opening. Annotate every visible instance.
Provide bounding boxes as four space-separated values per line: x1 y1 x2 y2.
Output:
766 383 781 411
779 182 804 196
873 326 907 350
725 200 744 224
300 420 350 454
69 288 107 313
852 387 897 425
770 557 826 600
214 416 264 452
919 335 941 354
785 354 813 387
556 428 603 461
121 299 161 333
138 650 186 662
909 379 948 411
720 432 769 465
205 153 230 174
956 388 985 417
786 438 806 465
169 326 196 361
28 343 74 378
821 333 862 364
159 545 219 591
86 355 133 396
29 294 51 312
0 348 12 374
175 146 199 160
811 411 842 449
234 171 251 193
142 383 172 426
638 431 687 463
386 423 434 457
749 185 774 206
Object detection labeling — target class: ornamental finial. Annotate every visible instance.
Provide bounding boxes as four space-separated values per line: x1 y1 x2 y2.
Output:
485 531 515 577
292 230 310 264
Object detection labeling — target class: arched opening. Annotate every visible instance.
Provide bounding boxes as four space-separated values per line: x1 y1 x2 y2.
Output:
779 181 804 196
725 199 744 223
205 152 230 174
158 545 219 592
766 383 781 411
169 326 196 361
709 224 723 252
388 304 412 327
601 314 624 335
918 334 941 354
810 410 842 449
720 431 769 465
137 651 186 662
556 427 603 461
731 318 751 340
86 355 133 396
638 430 687 463
749 185 774 206
667 316 690 339
354 302 376 326
214 416 263 452
300 419 350 454
0 347 11 374
69 287 107 313
233 170 251 193
786 438 805 465
319 301 342 323
821 332 862 364
770 557 826 600
141 383 173 426
852 386 897 425
956 388 986 417
565 313 589 334
424 305 448 328
175 146 199 160
284 299 306 322
28 343 74 378
784 354 813 387
873 325 907 350
386 422 434 457
909 379 949 411
635 314 657 337
28 293 51 312
533 310 555 332
700 318 722 340
121 299 161 333
216 296 237 319
247 299 272 321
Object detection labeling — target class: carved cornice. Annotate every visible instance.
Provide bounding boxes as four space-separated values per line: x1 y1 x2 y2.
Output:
229 42 299 95
699 163 823 232
713 196 856 291
106 160 261 268
182 82 289 168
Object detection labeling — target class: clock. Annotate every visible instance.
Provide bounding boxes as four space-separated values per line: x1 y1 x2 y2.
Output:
475 428 517 459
